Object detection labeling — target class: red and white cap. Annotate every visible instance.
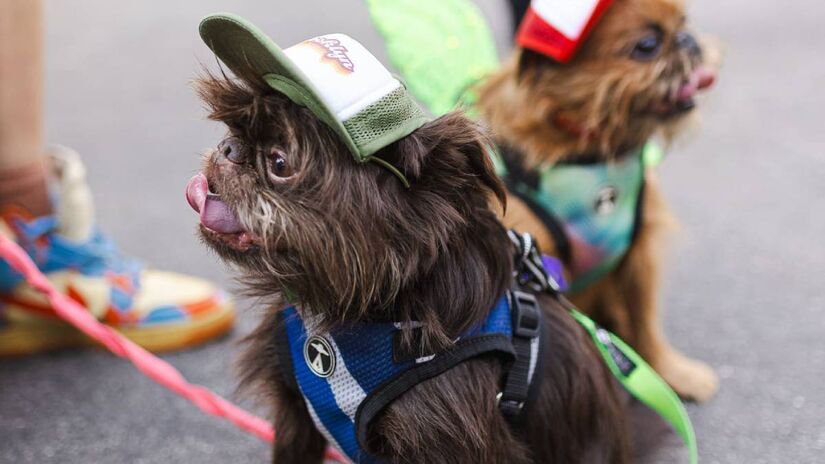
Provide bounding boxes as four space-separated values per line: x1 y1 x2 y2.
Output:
516 0 614 63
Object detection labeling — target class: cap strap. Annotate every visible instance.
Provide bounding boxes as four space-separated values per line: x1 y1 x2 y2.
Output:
367 157 410 188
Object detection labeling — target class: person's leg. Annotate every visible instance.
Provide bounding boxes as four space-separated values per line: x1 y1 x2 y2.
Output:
0 0 235 355
0 0 51 217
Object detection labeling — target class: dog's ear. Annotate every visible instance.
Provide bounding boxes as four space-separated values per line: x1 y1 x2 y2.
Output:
367 111 512 349
383 111 506 210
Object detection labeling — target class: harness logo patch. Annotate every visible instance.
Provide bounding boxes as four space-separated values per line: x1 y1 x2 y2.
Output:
594 186 619 215
304 335 336 378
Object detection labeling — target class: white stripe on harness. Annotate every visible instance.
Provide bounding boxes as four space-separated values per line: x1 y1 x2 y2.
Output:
527 336 540 385
326 336 368 421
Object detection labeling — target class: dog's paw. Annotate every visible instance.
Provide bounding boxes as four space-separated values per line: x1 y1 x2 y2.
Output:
656 350 719 403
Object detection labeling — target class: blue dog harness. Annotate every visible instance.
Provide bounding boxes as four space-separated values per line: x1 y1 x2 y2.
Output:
277 290 543 463
273 232 697 464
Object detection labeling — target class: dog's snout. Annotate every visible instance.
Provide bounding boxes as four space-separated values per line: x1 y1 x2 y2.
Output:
218 137 247 164
675 31 702 57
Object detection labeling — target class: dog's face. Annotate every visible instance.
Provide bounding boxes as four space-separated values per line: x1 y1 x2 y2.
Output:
518 0 717 150
189 75 508 330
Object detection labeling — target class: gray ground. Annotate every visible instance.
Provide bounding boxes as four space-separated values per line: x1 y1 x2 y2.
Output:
1 0 823 462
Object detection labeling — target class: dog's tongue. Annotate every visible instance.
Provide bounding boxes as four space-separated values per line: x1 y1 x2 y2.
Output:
676 66 716 102
186 173 208 212
185 173 244 234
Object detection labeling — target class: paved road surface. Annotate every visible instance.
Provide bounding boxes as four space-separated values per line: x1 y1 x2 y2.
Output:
1 0 823 462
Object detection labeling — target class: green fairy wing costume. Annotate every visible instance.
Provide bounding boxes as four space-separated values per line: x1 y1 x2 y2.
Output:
365 0 499 116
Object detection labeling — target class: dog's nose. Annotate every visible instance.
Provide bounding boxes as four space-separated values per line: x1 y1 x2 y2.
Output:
218 138 246 164
675 31 702 57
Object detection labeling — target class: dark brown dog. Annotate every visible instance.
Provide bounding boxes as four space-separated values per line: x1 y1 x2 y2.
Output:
477 0 719 401
190 73 631 463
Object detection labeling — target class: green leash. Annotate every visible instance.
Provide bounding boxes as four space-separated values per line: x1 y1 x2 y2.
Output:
568 307 698 464
510 231 698 463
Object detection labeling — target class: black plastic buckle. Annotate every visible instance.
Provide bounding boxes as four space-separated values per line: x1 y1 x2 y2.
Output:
511 291 541 339
496 392 524 416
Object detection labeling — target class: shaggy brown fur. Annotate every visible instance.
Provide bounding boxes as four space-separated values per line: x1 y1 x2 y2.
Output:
193 74 631 463
477 0 719 401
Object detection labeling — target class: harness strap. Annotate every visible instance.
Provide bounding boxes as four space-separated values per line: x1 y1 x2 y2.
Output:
497 289 541 419
496 231 550 424
356 333 515 453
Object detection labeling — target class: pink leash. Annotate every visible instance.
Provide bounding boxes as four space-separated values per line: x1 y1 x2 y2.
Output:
0 234 347 463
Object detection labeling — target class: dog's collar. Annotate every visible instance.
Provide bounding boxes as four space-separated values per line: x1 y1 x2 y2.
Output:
552 111 599 141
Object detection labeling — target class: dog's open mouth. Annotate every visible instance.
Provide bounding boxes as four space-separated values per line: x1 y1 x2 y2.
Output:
651 66 716 118
186 173 259 252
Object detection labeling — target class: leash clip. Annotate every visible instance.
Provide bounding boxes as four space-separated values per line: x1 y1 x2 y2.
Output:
508 229 561 294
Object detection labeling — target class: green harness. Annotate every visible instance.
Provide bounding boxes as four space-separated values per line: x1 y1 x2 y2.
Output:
496 143 663 292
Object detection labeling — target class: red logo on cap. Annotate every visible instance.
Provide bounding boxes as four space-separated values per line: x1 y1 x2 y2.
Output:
307 37 355 74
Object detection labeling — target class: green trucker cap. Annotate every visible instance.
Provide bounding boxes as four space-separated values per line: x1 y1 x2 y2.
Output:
199 13 433 186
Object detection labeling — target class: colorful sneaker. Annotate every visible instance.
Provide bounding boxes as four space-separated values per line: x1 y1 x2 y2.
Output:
0 146 234 356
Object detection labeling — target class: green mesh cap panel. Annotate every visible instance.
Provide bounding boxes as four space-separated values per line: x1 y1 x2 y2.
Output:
342 86 431 159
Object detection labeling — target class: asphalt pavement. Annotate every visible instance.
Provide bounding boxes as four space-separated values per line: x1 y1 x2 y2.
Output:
1 0 823 462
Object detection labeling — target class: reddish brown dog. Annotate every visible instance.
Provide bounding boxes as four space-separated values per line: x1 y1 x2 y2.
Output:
477 0 720 401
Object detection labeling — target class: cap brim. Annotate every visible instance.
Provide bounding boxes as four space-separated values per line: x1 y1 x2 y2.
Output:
199 13 361 160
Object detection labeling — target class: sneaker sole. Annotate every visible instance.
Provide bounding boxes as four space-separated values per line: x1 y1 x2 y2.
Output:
0 302 235 357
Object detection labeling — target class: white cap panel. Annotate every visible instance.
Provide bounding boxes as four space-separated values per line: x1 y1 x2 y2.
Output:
531 0 601 39
284 34 401 122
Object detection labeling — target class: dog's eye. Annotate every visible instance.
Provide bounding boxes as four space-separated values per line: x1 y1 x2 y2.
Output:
274 157 288 174
631 34 662 60
268 149 294 180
